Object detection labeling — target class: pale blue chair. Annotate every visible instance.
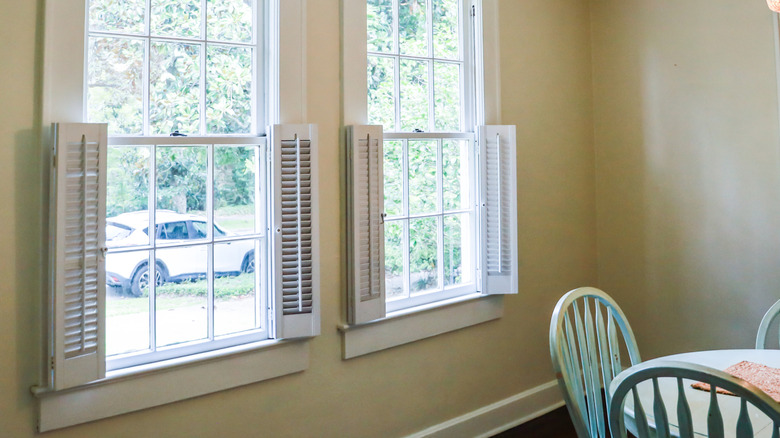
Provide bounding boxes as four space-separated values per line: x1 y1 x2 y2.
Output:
756 299 780 349
549 287 642 438
608 360 780 438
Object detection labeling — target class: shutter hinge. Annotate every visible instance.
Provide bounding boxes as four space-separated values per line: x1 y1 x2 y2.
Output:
50 356 55 370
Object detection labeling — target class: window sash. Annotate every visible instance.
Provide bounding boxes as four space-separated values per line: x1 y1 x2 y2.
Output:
86 0 265 136
367 0 476 133
383 132 477 312
104 136 270 370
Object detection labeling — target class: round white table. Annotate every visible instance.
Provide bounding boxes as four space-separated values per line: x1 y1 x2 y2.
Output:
611 349 780 438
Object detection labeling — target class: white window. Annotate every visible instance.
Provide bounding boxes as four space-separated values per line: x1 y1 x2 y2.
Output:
343 0 517 345
38 0 317 431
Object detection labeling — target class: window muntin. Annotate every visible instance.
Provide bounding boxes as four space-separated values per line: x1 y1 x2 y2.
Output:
367 0 466 133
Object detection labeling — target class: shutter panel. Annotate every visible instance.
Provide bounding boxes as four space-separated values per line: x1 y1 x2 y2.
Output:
271 124 320 338
479 125 518 295
346 125 385 324
51 122 107 390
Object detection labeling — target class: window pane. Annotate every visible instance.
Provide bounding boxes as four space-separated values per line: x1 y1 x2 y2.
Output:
106 250 151 356
443 214 471 286
408 140 437 215
433 0 459 60
383 140 403 217
155 246 208 347
368 56 396 130
89 0 145 34
409 217 438 293
442 139 469 210
156 146 207 219
207 46 253 134
150 42 201 135
384 221 405 299
367 0 393 53
207 0 253 43
434 62 461 131
151 0 201 38
399 0 427 57
215 145 260 234
214 240 259 336
88 37 144 135
107 146 150 220
400 59 429 132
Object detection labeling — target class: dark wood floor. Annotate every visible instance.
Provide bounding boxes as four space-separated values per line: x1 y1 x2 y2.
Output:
491 406 578 438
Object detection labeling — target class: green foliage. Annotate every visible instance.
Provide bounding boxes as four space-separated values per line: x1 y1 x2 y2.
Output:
156 147 208 212
107 145 256 218
88 37 144 135
214 146 256 208
150 42 201 135
107 147 149 217
151 0 201 38
207 46 252 134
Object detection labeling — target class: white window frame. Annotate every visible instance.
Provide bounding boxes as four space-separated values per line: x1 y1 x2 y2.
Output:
371 0 479 313
35 0 314 432
341 0 514 358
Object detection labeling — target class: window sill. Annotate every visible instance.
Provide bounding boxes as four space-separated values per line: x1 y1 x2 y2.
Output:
338 293 503 359
34 338 310 432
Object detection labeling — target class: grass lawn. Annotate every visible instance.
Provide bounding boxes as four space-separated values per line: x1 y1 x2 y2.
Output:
107 273 256 317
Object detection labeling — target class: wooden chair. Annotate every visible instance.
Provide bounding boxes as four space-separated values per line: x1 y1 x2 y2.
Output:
756 299 780 349
549 287 642 438
608 360 780 438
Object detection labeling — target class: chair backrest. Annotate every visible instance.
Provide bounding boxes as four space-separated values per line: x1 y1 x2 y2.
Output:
549 287 642 438
756 299 780 349
608 360 780 438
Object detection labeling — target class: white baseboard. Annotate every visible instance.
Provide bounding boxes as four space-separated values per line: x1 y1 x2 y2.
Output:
406 380 565 438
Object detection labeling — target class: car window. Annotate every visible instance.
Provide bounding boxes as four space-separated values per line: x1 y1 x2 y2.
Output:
106 222 133 241
192 221 227 238
158 221 189 240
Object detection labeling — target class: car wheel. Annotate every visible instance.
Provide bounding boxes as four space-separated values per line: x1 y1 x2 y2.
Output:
241 251 255 274
130 263 166 297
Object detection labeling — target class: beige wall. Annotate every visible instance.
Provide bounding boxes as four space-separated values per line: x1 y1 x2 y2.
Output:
0 0 596 436
592 0 780 357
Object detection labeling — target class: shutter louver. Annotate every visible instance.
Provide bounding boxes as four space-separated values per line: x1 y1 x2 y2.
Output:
51 123 107 390
272 124 320 338
347 125 385 324
479 125 518 295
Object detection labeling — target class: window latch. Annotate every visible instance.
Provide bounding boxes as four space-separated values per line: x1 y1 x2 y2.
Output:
413 129 424 133
170 130 187 137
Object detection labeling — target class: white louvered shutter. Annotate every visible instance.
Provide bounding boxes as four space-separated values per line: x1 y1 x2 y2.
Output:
479 125 518 295
51 123 107 390
347 125 385 324
271 124 320 338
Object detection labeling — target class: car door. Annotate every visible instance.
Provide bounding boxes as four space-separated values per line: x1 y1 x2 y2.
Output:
191 220 245 274
156 220 204 279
